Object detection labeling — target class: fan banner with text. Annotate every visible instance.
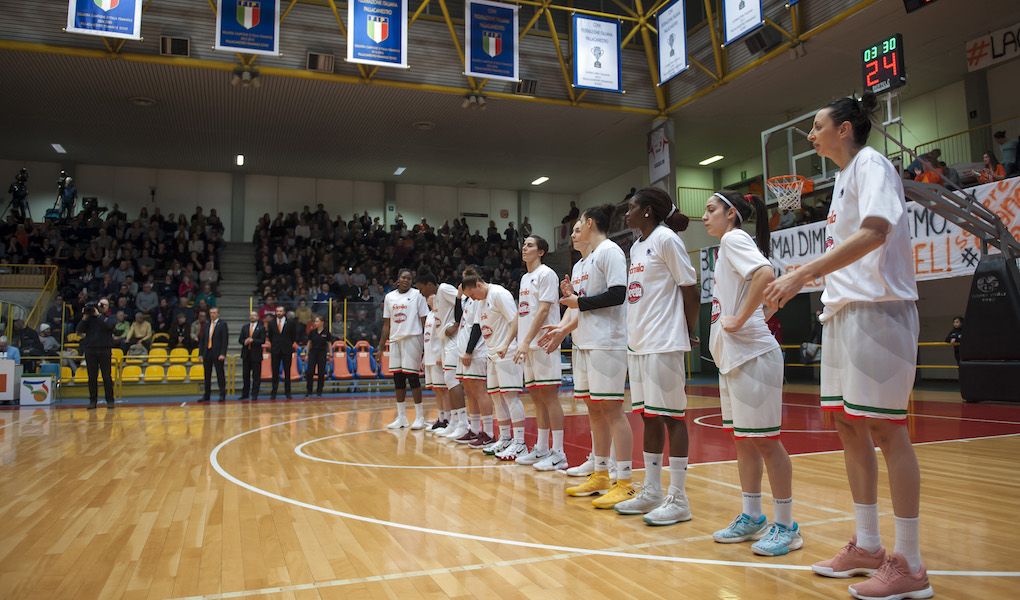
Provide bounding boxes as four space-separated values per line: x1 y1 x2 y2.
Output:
721 0 763 46
572 14 622 93
215 0 280 55
699 178 1020 302
66 0 142 40
656 0 687 85
465 0 519 82
348 0 408 68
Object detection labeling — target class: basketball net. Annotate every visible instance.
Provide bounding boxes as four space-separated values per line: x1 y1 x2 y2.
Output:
767 175 806 212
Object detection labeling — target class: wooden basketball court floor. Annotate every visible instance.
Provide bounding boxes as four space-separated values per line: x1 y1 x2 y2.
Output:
1 384 1018 600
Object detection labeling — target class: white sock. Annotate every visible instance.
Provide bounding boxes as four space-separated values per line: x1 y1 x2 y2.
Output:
552 429 564 452
616 461 632 480
773 497 793 528
482 415 493 435
469 413 480 433
455 408 467 426
594 455 609 472
513 426 525 443
499 424 511 440
439 410 447 421
894 516 923 574
536 428 550 452
643 452 664 490
743 492 764 520
414 403 422 420
589 433 596 456
396 402 406 418
668 457 688 492
854 502 882 553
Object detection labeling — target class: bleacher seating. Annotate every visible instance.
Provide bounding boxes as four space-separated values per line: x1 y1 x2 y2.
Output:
189 364 204 382
354 341 376 379
166 365 187 382
151 333 169 348
121 365 142 383
148 348 168 364
143 365 165 382
169 348 190 364
332 342 354 379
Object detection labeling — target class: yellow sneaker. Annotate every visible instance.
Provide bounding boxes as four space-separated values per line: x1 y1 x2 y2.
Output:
566 471 612 497
591 480 636 509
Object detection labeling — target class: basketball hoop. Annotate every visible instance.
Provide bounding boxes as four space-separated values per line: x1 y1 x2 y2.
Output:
767 175 807 212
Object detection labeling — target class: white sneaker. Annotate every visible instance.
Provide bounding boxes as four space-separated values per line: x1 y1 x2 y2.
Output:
533 450 569 471
387 415 409 429
483 437 512 456
444 425 468 440
434 423 452 436
515 447 550 465
410 416 426 430
496 440 529 461
565 453 595 476
642 486 692 526
613 484 663 515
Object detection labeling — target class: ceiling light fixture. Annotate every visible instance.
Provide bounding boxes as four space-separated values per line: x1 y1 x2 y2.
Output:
231 68 261 89
699 155 724 166
236 154 245 166
393 167 406 175
462 93 488 110
51 144 66 154
531 176 549 186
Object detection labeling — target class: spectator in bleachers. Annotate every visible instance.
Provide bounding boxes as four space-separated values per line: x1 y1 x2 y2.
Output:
994 130 1018 176
114 295 134 320
196 284 216 308
258 296 278 320
178 274 196 301
154 297 174 333
12 319 42 372
170 313 191 349
39 324 60 355
349 308 380 347
980 150 1006 183
125 312 153 351
295 298 313 325
199 261 219 292
136 282 159 316
113 311 130 345
190 311 207 349
172 296 195 323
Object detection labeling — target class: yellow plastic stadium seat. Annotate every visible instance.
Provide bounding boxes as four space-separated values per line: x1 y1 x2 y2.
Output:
189 364 204 381
66 333 83 343
143 365 165 382
60 367 72 383
168 347 189 364
111 348 124 364
121 365 142 383
64 342 79 350
151 333 169 348
190 348 200 363
148 347 168 364
166 365 187 383
73 367 88 383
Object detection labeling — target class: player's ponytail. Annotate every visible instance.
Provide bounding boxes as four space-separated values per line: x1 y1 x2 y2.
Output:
714 190 770 258
824 91 878 147
581 204 614 234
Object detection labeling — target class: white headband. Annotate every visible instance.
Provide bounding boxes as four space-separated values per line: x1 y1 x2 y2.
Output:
666 204 676 219
712 192 742 224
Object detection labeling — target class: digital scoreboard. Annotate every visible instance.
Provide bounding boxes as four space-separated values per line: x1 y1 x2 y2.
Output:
862 33 905 94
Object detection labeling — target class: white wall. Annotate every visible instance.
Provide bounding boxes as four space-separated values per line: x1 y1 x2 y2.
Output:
899 80 969 150
579 165 646 211
986 57 1020 124
677 166 715 190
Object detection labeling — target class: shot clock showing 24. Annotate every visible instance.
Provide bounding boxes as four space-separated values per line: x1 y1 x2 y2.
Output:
862 33 906 94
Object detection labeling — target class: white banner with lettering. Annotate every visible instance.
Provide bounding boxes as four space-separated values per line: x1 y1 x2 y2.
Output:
700 178 1020 302
572 14 622 93
965 20 1020 72
656 0 687 85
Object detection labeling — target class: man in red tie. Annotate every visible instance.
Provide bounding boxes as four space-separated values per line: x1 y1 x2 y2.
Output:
199 307 228 402
238 311 266 400
268 305 298 399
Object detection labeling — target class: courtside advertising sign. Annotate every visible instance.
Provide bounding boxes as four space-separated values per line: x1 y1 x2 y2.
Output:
465 0 519 82
66 0 142 40
215 0 281 55
573 14 622 93
699 178 1020 302
656 0 687 85
348 0 408 68
721 0 763 46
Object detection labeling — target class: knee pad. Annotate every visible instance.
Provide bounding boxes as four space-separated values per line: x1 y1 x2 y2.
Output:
405 373 421 389
393 371 407 390
492 394 508 422
507 393 526 422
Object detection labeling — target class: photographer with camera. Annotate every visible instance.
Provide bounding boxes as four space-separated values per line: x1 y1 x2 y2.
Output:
59 174 77 220
7 168 29 221
76 298 117 409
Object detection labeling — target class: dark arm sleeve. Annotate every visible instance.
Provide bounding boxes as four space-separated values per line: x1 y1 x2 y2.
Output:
454 296 463 323
465 324 482 354
577 285 626 312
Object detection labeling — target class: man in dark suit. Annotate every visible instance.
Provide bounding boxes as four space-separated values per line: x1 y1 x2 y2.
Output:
238 310 265 400
198 307 228 402
267 305 297 399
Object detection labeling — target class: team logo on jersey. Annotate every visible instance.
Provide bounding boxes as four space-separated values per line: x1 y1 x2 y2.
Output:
711 298 722 323
627 281 643 304
825 236 834 251
394 312 407 323
423 331 431 343
481 325 493 338
518 301 530 317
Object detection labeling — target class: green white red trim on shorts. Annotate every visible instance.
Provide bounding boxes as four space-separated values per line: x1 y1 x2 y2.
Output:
525 378 560 389
822 395 908 422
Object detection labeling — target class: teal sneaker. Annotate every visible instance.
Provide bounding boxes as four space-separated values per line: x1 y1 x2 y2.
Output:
751 522 803 556
713 513 769 543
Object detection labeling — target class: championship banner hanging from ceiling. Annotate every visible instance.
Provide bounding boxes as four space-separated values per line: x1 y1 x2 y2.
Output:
65 0 142 40
465 0 519 82
721 0 763 46
656 0 687 86
572 14 622 93
215 0 280 55
348 0 408 68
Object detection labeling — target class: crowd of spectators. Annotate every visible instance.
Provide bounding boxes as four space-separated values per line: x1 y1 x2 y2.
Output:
250 205 524 346
0 203 225 358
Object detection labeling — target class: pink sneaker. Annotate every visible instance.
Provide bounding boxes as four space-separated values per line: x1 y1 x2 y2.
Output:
848 552 933 600
812 535 886 578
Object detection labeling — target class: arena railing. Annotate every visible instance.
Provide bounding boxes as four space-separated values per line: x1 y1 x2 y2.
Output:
914 114 1020 170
